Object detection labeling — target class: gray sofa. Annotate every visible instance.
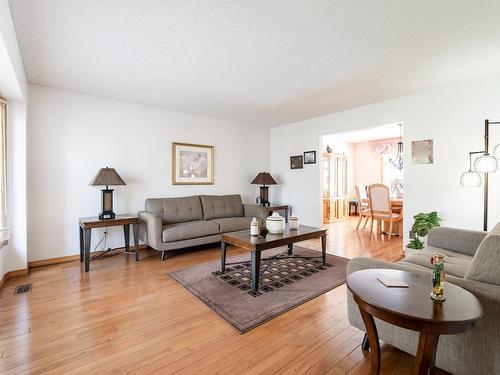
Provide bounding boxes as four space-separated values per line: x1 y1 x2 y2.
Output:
347 224 500 375
139 194 268 260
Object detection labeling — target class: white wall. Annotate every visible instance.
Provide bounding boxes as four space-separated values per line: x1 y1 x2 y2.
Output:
27 85 270 261
0 0 28 279
271 73 500 240
353 142 382 187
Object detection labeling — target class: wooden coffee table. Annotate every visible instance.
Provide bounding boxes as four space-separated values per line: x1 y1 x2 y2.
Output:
347 269 484 375
221 225 327 295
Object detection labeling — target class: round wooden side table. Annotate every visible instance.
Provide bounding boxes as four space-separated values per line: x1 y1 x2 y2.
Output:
347 269 484 375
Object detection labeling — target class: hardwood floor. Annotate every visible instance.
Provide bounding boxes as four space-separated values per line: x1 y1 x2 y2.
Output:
0 217 438 374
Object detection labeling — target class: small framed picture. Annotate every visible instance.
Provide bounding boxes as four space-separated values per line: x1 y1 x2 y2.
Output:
412 139 434 164
290 155 303 169
172 142 214 184
303 150 316 164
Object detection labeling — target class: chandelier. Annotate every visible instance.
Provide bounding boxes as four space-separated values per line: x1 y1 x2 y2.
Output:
389 124 403 170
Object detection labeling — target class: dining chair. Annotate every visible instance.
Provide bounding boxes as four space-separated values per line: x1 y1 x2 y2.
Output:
368 183 402 238
355 183 371 230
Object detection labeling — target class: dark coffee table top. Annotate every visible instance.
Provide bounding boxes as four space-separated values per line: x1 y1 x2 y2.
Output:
347 269 483 331
222 225 326 251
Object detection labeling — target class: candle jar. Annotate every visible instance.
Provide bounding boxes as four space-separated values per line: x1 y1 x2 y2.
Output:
430 253 446 301
250 217 259 237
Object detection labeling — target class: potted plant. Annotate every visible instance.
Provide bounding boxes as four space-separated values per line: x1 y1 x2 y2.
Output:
405 211 442 256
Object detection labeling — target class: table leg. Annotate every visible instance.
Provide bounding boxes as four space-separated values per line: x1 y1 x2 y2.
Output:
79 226 84 263
287 243 293 256
284 207 289 223
251 250 261 294
414 333 439 375
133 223 139 262
221 240 226 273
359 309 381 375
123 224 130 251
321 234 327 265
84 228 92 272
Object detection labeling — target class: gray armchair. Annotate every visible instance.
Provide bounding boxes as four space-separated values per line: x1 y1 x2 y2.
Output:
346 223 500 375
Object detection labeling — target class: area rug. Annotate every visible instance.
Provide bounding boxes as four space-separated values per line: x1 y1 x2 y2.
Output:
169 246 348 333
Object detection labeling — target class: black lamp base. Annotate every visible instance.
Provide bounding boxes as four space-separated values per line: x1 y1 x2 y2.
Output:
98 188 116 220
98 211 116 220
259 186 270 206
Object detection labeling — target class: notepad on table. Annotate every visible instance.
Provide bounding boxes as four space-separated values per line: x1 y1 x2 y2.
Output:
377 277 409 288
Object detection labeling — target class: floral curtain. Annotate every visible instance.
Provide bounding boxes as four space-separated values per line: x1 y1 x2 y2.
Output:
369 138 399 158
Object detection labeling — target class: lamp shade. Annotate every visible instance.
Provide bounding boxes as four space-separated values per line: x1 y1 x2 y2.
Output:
474 155 498 173
89 167 126 186
251 172 277 185
460 171 482 187
493 144 500 159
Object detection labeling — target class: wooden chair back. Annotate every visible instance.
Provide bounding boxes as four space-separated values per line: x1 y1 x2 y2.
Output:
368 184 391 215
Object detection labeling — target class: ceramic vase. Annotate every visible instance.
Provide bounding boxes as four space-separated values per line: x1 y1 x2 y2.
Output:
289 214 299 230
266 212 285 234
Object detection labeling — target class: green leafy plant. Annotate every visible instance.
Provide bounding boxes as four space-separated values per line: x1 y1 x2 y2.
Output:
407 237 424 249
406 211 442 250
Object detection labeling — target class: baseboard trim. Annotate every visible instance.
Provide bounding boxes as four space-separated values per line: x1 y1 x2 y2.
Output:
0 268 29 289
28 245 148 269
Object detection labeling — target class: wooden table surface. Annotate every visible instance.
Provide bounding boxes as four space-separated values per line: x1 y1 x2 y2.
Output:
347 269 483 375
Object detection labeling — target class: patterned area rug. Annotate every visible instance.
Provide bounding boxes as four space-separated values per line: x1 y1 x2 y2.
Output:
169 246 348 333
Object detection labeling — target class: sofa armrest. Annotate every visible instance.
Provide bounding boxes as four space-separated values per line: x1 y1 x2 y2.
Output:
243 204 268 224
138 211 163 250
427 227 487 257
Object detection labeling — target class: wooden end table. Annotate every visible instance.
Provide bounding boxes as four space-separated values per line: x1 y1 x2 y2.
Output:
347 269 484 375
220 225 327 295
79 214 140 272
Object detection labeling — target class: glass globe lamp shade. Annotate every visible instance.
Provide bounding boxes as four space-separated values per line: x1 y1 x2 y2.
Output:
460 171 482 187
474 154 498 173
493 144 500 159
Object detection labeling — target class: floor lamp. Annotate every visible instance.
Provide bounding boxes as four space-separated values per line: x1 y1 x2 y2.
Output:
460 119 500 231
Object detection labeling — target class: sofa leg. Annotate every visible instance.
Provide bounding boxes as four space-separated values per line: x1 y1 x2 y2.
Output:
160 251 167 261
361 333 370 351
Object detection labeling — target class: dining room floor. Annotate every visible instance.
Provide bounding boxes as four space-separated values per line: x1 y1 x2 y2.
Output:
300 215 405 263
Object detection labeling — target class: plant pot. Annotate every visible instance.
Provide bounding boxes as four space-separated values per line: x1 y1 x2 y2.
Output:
404 246 423 257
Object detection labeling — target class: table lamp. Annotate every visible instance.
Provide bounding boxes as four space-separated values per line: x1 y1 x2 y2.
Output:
251 172 277 206
89 167 126 219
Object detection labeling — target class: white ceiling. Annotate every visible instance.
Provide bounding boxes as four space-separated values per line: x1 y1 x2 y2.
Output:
324 123 402 144
8 1 500 127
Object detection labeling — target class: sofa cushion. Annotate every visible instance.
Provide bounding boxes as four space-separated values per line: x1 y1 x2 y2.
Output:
400 252 473 278
200 195 244 220
162 220 219 243
465 231 500 286
427 227 487 256
415 246 474 260
210 217 256 233
146 196 203 224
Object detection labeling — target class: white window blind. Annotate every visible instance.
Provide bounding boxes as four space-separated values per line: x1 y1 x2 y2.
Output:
0 99 8 242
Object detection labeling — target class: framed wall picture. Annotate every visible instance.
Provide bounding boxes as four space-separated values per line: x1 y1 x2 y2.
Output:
290 155 303 169
412 139 434 164
303 150 316 164
172 142 214 184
